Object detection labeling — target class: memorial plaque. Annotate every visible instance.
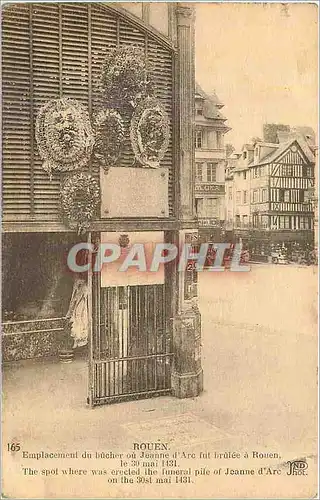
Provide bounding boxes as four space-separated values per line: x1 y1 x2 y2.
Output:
100 167 169 218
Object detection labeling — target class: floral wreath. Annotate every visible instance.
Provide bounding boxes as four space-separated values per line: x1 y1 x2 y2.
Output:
100 45 153 109
93 109 125 170
35 98 94 178
60 172 100 234
130 96 170 168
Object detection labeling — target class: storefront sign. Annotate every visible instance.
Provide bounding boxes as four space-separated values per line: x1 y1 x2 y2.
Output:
198 218 220 228
195 183 224 195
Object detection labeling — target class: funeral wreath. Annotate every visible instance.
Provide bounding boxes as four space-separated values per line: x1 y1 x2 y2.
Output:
35 98 94 177
93 109 125 170
100 45 152 108
130 96 170 168
61 171 100 234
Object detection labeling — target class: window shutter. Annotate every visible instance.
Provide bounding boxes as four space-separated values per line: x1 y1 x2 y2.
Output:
148 39 174 215
2 4 175 222
33 4 60 218
61 4 89 103
2 5 31 217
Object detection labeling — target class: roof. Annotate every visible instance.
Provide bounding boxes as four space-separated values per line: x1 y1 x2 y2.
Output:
234 164 250 172
202 100 227 120
207 91 224 109
251 135 315 166
255 141 278 148
195 83 224 108
195 82 227 120
242 143 254 151
228 152 242 159
293 126 316 144
195 82 207 99
277 127 316 146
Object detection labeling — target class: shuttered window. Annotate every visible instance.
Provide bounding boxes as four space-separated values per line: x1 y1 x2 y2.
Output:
2 4 31 217
2 3 175 222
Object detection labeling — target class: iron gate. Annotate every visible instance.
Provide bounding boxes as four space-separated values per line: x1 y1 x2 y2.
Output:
88 271 173 406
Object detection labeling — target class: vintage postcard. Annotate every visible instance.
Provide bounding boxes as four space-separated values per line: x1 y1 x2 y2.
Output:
1 1 318 498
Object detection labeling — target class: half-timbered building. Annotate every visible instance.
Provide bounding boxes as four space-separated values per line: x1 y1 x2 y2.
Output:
225 133 315 259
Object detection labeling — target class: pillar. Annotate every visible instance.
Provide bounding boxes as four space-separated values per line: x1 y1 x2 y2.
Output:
171 4 203 398
176 3 195 221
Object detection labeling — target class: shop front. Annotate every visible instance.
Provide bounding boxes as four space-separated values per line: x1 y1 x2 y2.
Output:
195 183 225 243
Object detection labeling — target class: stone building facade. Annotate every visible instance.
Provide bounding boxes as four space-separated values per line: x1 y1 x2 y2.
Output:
194 83 230 243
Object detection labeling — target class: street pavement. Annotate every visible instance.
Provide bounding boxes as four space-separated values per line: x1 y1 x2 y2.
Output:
2 265 318 498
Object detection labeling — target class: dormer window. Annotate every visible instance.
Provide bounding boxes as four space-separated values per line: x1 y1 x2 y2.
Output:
255 147 259 156
196 108 203 116
243 151 247 159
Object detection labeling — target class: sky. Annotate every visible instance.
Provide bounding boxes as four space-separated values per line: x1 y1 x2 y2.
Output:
195 3 318 149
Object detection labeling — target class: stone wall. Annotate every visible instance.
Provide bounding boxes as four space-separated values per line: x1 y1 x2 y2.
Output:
2 318 67 362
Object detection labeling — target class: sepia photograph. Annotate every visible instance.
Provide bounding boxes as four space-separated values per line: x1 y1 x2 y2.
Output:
1 1 318 498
